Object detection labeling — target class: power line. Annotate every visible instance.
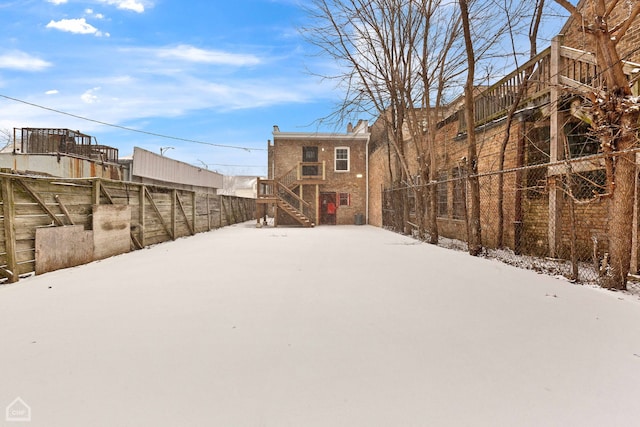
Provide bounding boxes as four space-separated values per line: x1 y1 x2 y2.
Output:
207 163 266 168
0 93 267 152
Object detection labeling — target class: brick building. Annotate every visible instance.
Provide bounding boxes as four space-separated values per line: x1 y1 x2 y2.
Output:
258 121 370 226
368 0 640 267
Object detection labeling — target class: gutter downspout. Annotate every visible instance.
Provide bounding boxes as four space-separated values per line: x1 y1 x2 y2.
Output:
366 134 370 225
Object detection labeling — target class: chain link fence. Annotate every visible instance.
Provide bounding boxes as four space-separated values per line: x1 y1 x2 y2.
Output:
383 151 640 296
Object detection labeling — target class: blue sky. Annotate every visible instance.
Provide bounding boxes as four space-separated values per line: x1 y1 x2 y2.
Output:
0 0 345 176
0 0 569 177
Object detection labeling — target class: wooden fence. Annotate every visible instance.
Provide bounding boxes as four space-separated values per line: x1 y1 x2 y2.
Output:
0 173 256 284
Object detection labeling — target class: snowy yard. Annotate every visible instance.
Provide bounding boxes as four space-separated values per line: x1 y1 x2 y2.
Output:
1 223 639 426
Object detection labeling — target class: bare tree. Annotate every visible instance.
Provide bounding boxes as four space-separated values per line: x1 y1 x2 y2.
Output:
458 0 483 255
496 0 546 248
403 0 466 243
304 0 466 237
0 129 13 152
555 0 640 290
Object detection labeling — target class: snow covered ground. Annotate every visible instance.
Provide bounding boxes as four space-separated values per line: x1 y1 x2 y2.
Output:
1 223 639 427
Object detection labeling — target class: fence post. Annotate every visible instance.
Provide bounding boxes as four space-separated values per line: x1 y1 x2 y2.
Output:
1 176 18 283
92 179 101 206
206 194 211 231
171 189 177 240
548 35 563 258
139 184 146 247
192 191 197 234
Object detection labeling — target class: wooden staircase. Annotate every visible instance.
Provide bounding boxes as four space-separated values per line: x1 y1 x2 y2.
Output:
257 161 326 227
257 178 315 227
277 198 314 227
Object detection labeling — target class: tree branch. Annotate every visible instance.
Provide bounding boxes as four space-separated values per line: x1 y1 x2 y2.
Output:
554 0 580 18
612 3 640 45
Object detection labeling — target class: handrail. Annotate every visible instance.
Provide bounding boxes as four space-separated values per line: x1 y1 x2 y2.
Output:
278 166 299 188
558 45 640 96
257 178 275 198
277 162 326 187
459 43 640 132
256 177 315 225
560 46 640 75
277 181 310 207
459 47 552 131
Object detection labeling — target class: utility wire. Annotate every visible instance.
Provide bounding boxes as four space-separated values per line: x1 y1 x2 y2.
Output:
0 93 267 152
207 163 266 168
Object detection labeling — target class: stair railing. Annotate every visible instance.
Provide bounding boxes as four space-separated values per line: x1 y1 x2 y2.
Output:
276 182 315 224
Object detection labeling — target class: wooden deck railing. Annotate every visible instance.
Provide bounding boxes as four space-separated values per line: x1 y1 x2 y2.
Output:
458 44 640 133
460 47 552 131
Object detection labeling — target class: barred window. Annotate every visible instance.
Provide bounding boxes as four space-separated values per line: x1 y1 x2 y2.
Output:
526 125 550 199
564 121 599 158
437 171 448 217
569 169 607 200
452 167 465 220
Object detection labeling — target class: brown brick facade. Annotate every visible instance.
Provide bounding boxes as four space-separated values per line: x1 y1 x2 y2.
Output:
269 122 369 226
367 0 640 264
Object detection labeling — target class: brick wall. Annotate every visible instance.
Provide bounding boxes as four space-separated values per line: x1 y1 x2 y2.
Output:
562 0 640 63
272 131 368 226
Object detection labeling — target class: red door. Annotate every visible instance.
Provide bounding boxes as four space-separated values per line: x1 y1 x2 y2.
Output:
320 193 337 225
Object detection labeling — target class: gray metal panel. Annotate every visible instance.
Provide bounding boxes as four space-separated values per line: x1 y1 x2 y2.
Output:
132 147 223 189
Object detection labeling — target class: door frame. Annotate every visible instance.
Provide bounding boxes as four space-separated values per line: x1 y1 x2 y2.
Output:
319 192 337 225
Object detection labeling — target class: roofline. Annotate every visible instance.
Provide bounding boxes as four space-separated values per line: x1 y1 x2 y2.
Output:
272 132 370 141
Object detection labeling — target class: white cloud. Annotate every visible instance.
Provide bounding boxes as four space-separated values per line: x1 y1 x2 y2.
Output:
45 90 59 95
81 87 102 104
46 18 109 37
99 0 147 13
0 50 51 71
47 0 68 4
47 18 97 35
155 45 261 66
86 9 106 19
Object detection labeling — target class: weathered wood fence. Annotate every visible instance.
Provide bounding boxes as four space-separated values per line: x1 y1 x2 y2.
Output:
0 173 256 284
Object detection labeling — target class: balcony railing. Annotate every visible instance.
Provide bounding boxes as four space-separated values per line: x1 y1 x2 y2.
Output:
458 43 640 133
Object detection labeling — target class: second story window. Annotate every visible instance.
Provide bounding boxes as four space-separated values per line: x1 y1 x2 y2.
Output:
335 147 349 172
302 146 319 176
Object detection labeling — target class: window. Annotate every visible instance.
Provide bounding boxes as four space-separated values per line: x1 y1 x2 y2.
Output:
452 167 465 220
526 125 550 199
302 146 319 176
335 147 350 172
564 121 599 158
569 169 607 200
339 192 350 206
437 171 448 217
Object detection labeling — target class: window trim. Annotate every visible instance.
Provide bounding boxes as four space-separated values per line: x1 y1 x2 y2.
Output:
339 192 351 207
335 147 350 172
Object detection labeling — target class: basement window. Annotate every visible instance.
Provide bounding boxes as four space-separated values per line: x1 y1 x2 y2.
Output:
568 169 607 200
452 167 465 220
